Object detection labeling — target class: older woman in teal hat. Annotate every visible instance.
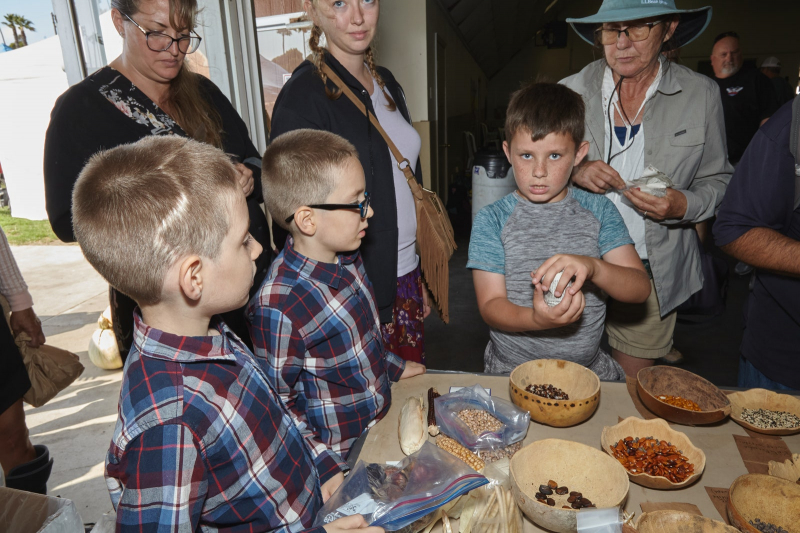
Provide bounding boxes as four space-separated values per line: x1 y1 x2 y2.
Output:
562 0 733 376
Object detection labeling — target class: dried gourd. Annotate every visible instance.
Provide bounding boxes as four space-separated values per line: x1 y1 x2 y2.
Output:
398 396 427 455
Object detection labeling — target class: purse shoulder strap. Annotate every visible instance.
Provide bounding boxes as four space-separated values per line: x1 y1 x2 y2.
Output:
321 64 420 193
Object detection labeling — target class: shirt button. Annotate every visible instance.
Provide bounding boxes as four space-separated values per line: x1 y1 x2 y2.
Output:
647 150 653 155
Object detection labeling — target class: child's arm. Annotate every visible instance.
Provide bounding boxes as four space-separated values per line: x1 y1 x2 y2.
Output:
109 424 206 531
473 269 586 332
250 306 347 485
532 245 650 304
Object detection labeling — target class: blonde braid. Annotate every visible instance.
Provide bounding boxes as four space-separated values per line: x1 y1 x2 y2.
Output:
365 45 396 111
309 24 341 101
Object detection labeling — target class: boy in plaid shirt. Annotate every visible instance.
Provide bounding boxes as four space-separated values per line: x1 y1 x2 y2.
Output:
249 130 426 489
72 136 381 533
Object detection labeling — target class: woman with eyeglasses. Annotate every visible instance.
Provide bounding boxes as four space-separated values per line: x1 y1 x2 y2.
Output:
43 0 271 360
270 0 430 366
561 0 733 376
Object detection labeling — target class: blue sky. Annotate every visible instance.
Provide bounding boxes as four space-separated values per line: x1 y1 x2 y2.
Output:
0 0 112 46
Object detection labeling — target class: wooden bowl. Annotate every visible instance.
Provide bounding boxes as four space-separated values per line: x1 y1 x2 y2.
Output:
509 359 600 427
728 388 800 436
510 439 629 533
637 367 731 425
727 474 800 533
637 510 739 533
600 416 706 489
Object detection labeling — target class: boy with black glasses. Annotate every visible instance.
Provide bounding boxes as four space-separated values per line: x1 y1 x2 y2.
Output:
249 129 425 498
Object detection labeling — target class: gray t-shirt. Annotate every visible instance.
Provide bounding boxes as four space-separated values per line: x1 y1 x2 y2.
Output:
467 188 633 379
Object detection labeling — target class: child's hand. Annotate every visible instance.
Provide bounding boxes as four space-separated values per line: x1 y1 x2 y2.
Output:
323 515 384 533
532 254 599 298
321 471 345 503
400 361 426 379
530 281 585 330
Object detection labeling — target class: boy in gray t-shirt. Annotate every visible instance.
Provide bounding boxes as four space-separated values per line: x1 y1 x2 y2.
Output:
467 83 651 379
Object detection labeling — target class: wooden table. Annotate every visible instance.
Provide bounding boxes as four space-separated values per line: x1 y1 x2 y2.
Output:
354 373 800 531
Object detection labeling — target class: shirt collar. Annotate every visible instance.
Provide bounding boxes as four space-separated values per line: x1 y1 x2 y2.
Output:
133 311 239 363
282 237 357 289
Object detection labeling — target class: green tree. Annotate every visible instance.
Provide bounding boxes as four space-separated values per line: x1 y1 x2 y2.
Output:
3 14 20 47
15 15 34 47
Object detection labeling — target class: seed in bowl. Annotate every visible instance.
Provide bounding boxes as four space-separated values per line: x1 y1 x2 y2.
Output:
741 408 800 429
534 481 594 509
656 395 702 411
525 383 569 400
611 436 694 483
749 518 788 533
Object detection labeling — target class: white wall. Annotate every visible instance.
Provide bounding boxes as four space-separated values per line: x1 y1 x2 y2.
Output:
375 0 429 122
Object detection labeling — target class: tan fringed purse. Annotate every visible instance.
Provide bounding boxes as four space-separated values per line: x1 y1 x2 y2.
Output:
321 64 456 322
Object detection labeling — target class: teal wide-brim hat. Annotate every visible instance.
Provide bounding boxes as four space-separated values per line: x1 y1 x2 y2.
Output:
566 0 712 48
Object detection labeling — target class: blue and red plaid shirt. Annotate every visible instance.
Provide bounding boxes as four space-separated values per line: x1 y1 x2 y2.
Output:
105 312 326 533
247 239 406 481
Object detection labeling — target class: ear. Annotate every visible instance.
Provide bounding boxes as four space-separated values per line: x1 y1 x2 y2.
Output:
502 140 511 161
663 19 678 43
574 141 590 167
178 255 204 302
111 8 125 37
293 206 318 237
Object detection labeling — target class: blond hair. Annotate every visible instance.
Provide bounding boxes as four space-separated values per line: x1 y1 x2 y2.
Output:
262 129 358 230
73 136 240 305
112 0 224 148
307 0 396 111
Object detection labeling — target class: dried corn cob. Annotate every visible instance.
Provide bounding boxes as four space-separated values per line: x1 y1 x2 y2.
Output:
428 388 441 436
436 435 485 471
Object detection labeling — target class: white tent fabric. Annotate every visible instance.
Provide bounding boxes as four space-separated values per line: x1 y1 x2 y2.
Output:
0 36 68 220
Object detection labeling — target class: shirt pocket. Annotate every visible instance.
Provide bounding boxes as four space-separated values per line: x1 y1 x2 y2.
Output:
664 126 706 186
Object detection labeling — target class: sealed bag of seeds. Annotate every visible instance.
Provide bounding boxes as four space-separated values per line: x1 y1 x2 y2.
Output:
435 384 530 451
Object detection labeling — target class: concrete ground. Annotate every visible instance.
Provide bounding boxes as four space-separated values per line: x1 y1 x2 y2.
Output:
15 244 117 526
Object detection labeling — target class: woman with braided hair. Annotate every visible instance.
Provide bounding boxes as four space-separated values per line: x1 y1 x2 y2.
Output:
270 0 429 365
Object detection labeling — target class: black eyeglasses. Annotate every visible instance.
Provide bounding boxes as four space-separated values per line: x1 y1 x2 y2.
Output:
284 192 371 224
595 21 662 45
122 12 202 54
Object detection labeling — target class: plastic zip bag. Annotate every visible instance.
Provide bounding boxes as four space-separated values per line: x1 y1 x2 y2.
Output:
314 442 488 533
435 384 529 451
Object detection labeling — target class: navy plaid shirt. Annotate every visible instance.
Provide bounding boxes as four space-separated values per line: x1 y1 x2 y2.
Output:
247 240 405 482
105 312 326 533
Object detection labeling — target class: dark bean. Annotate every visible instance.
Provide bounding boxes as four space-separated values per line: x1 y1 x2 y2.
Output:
569 491 579 497
567 495 576 503
540 486 553 495
547 480 558 489
581 499 592 507
555 486 568 495
546 498 555 506
562 505 571 509
535 492 545 500
571 502 582 509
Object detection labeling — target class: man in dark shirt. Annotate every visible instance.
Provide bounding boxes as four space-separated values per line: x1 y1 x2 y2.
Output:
713 98 800 390
711 32 779 165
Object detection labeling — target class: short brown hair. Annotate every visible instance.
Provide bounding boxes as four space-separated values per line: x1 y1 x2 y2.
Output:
73 136 240 305
505 82 586 147
262 129 359 230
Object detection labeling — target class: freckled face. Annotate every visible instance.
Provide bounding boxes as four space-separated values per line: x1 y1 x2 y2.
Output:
504 131 587 204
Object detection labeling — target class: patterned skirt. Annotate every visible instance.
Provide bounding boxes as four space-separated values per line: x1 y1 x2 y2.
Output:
380 264 425 365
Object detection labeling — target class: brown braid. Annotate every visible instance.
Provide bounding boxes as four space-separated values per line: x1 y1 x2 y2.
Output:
308 24 342 101
365 45 396 111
